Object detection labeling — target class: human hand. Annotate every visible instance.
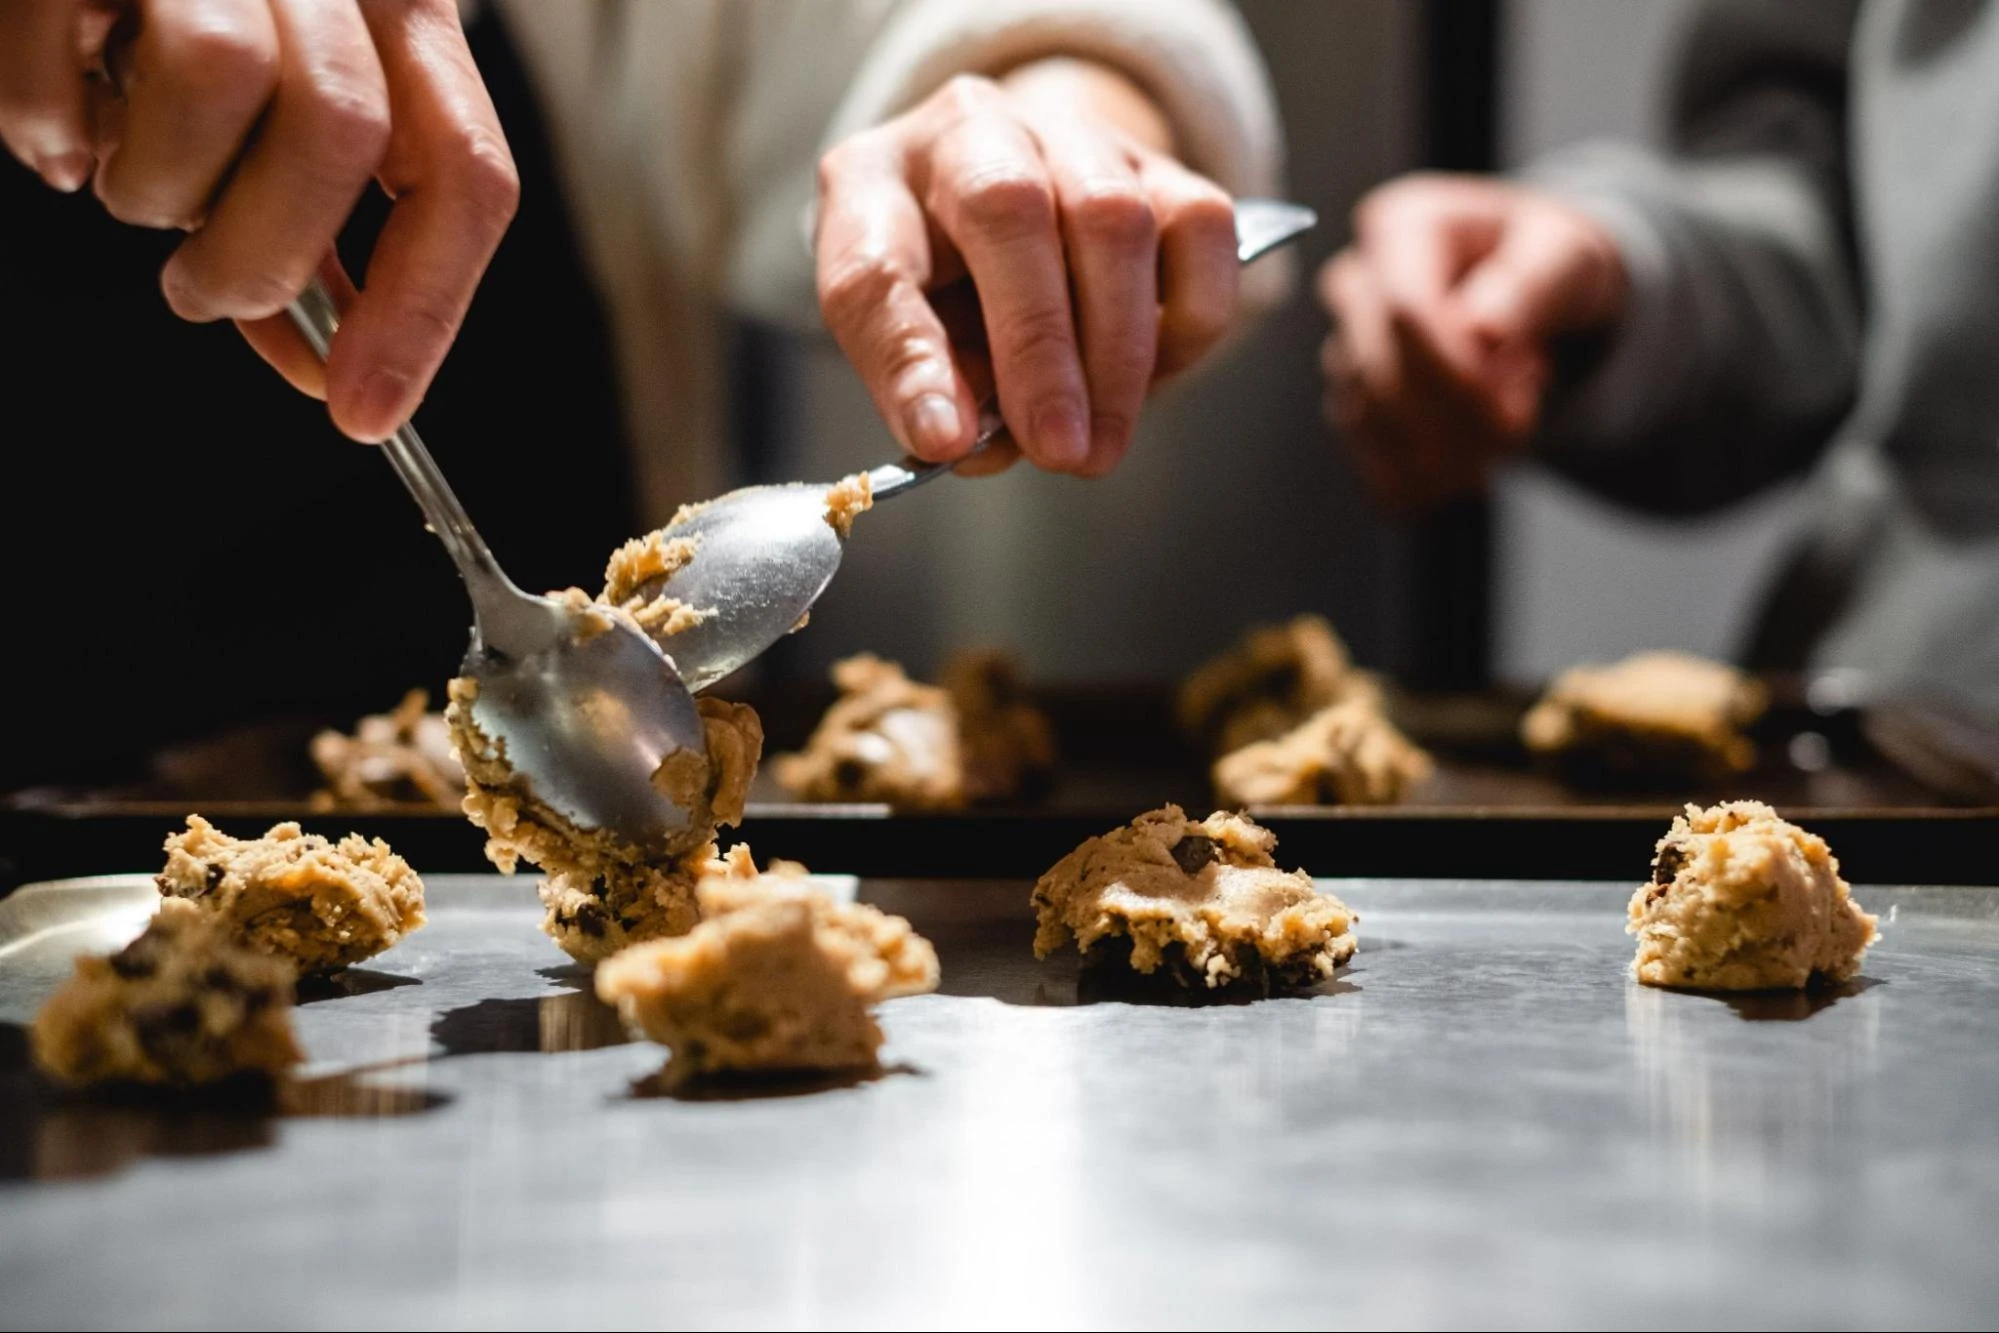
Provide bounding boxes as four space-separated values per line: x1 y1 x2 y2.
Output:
814 60 1239 479
1317 173 1627 513
0 0 518 442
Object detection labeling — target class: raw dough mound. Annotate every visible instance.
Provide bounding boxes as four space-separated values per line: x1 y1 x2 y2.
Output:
1178 614 1383 753
774 654 967 808
1629 801 1878 990
448 680 764 964
940 649 1057 802
157 815 426 972
596 846 940 1081
32 898 302 1088
775 651 1055 808
1523 650 1768 784
310 688 466 810
1032 805 1357 991
1213 700 1432 806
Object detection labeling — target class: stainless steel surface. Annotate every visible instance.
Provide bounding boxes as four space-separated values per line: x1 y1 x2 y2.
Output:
283 282 704 851
648 199 1321 693
5 873 1998 1328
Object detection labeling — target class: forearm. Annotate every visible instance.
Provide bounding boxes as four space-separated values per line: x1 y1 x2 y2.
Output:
1532 142 1862 513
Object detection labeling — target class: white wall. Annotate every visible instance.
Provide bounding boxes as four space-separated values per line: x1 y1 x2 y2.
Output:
1493 0 1810 680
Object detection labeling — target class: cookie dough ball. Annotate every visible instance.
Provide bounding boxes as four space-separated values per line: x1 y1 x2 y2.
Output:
773 655 967 809
1213 700 1432 806
1178 614 1383 754
32 898 302 1088
536 859 711 966
310 688 465 810
596 847 940 1082
449 680 764 964
1523 650 1769 785
157 816 426 973
940 650 1057 803
1032 805 1357 991
1629 801 1878 990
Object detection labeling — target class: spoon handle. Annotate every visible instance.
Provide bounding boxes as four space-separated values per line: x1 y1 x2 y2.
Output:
285 280 524 626
865 196 1317 502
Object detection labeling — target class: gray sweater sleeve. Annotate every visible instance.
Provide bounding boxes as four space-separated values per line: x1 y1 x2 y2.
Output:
1528 0 1865 514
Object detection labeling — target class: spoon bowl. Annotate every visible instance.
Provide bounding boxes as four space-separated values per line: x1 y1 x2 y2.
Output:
287 281 705 852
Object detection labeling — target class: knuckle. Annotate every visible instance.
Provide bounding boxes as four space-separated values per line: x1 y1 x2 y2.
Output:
166 18 279 91
1069 182 1155 251
1000 304 1074 367
443 124 521 232
303 74 391 172
818 252 906 331
957 167 1055 242
932 73 1001 120
394 282 464 346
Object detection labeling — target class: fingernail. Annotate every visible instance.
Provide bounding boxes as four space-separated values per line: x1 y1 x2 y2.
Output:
904 393 961 455
352 368 415 440
1032 401 1090 469
38 151 92 193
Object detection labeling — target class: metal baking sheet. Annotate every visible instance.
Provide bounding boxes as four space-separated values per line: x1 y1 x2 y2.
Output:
4 874 1998 1328
5 803 1997 886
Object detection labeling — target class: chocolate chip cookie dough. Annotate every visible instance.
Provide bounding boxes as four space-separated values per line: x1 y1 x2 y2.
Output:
1630 801 1877 991
32 898 302 1088
595 847 939 1082
1522 650 1769 784
824 471 874 539
157 816 426 973
775 651 1055 808
449 681 765 964
1213 700 1432 806
1178 614 1383 754
774 655 964 808
310 688 465 810
601 528 707 638
941 650 1057 801
1032 805 1356 992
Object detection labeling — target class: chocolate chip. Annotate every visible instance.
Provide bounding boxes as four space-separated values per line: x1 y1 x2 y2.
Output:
832 758 867 792
242 987 276 1015
133 1002 202 1043
572 900 609 938
1257 662 1301 701
1652 841 1687 887
200 966 240 996
1171 835 1221 875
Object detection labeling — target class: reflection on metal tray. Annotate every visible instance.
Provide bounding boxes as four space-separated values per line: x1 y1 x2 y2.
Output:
3 874 1998 1327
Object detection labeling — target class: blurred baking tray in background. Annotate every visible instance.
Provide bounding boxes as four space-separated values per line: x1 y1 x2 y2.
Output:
4 679 1994 889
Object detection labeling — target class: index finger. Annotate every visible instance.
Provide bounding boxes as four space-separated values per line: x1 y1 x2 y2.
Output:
926 112 1090 473
815 134 980 461
324 0 518 442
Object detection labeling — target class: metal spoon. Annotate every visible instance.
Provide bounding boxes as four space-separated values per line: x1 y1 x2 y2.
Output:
285 282 704 854
643 198 1319 693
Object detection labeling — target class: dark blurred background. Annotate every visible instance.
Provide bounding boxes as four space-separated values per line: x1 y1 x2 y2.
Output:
0 1 1740 794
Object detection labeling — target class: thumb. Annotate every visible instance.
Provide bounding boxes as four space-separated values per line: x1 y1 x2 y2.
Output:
1456 205 1621 348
